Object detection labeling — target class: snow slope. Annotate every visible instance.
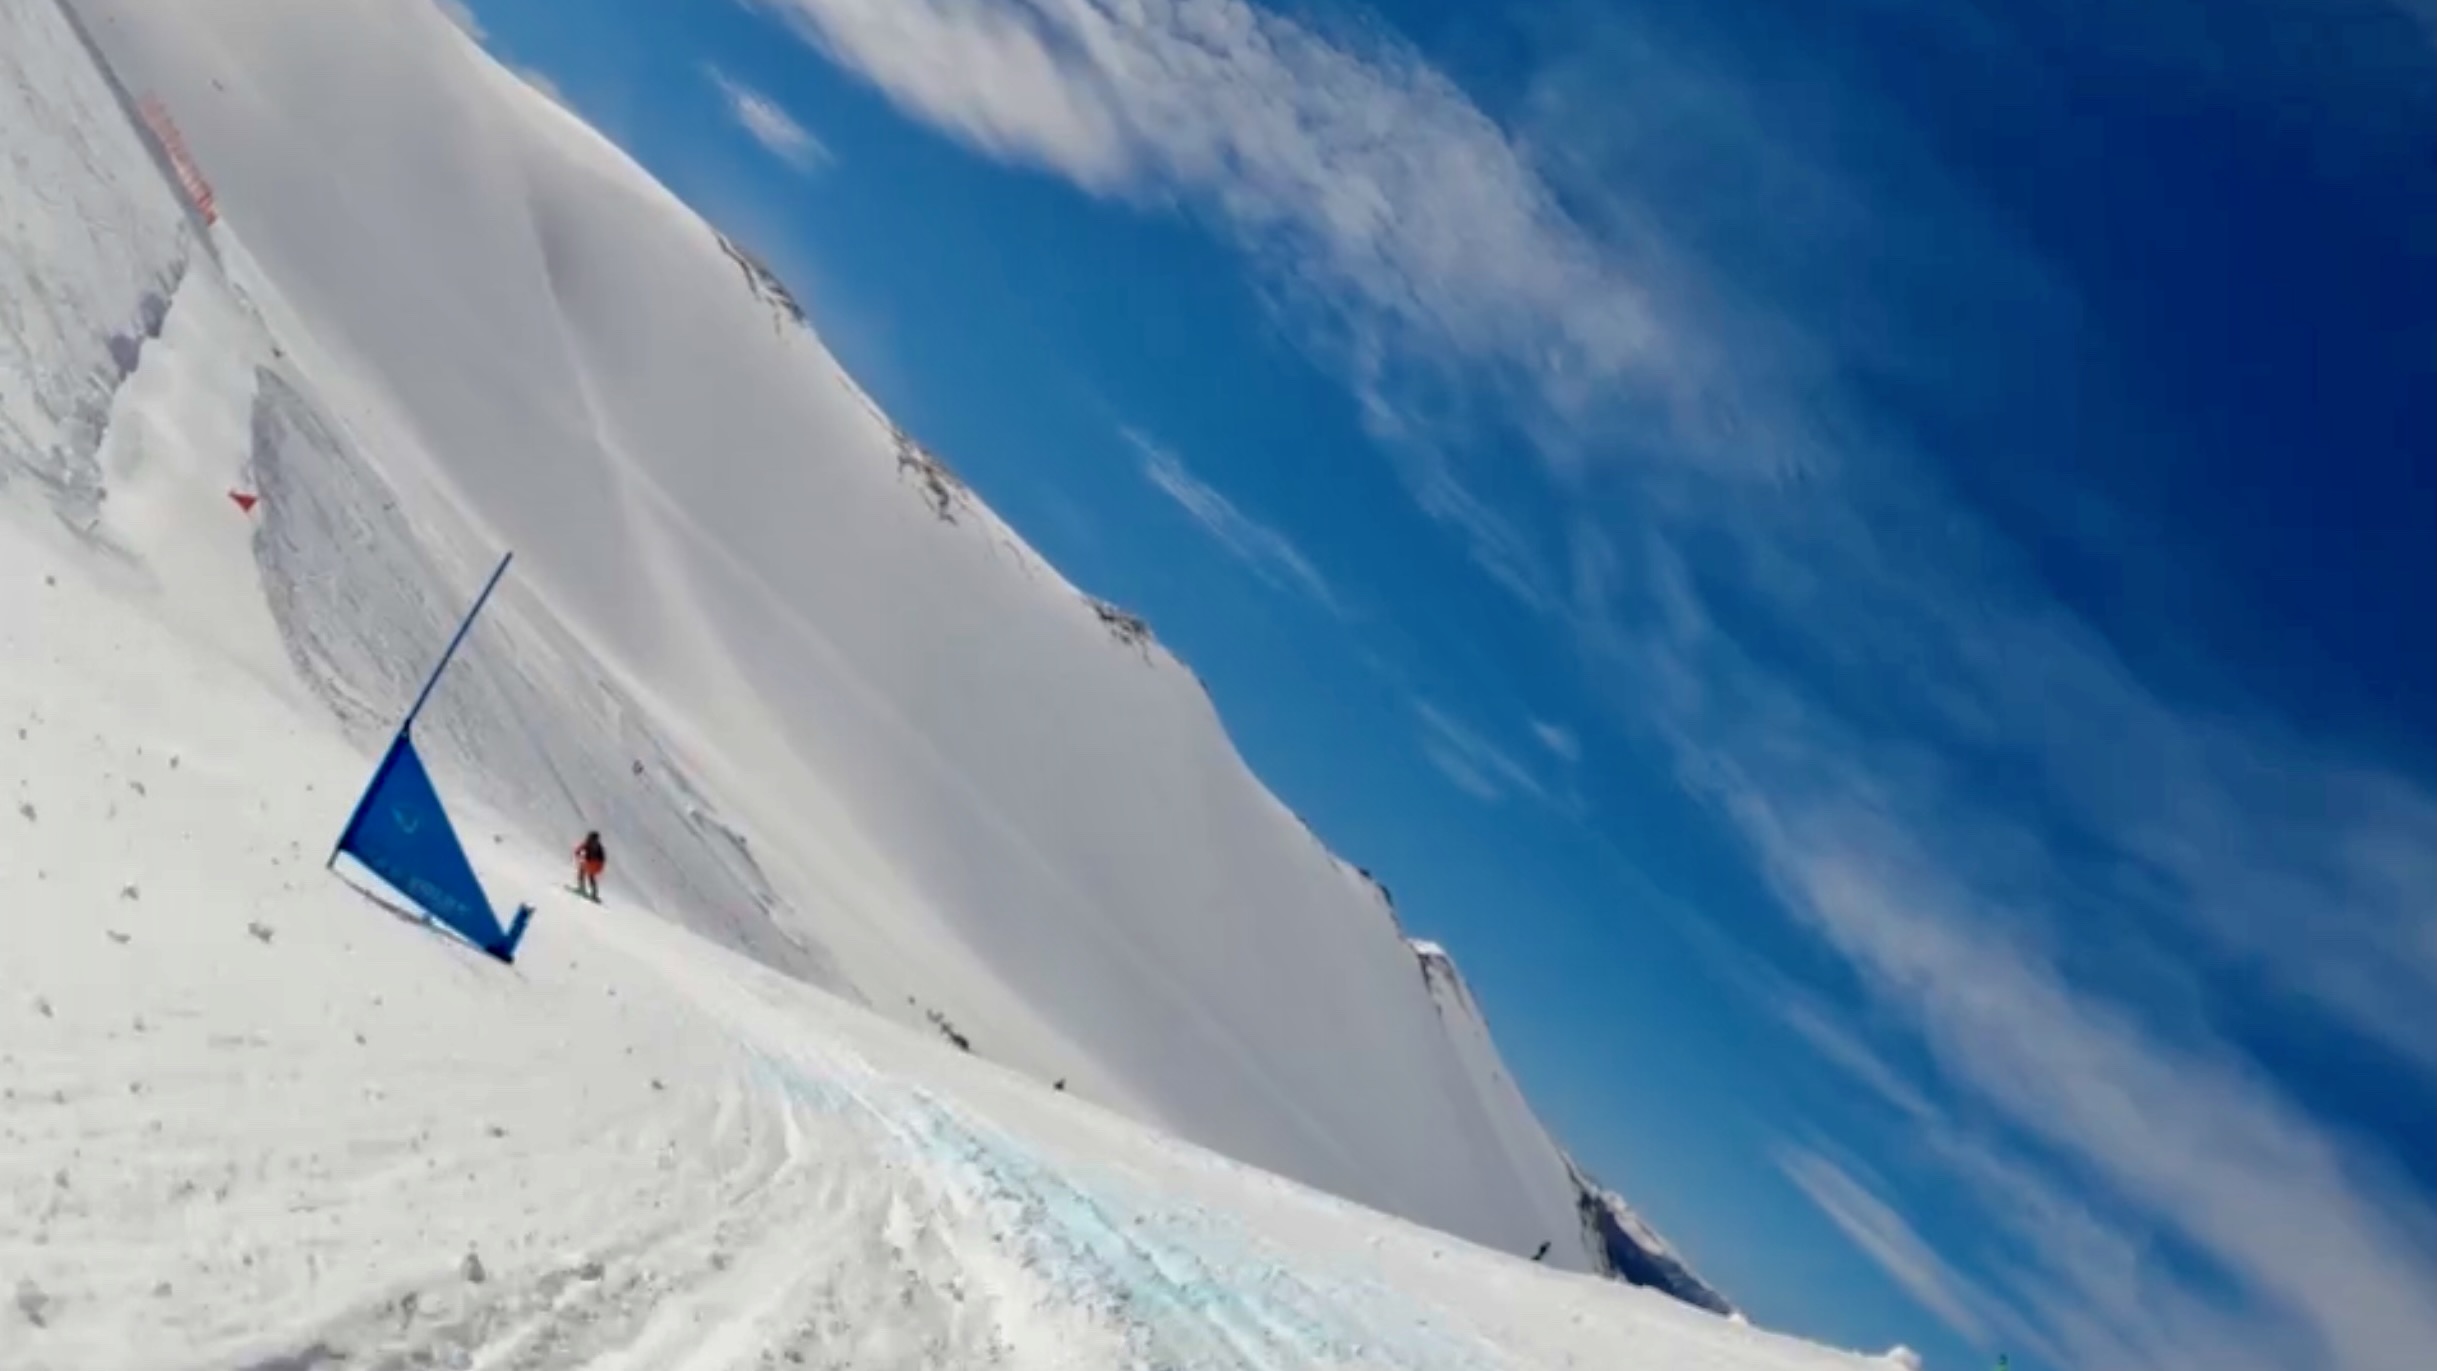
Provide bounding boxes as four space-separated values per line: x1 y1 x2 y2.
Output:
0 512 1865 1369
7 0 1719 1307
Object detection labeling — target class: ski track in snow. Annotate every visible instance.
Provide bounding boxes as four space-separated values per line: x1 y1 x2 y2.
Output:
0 0 1875 1365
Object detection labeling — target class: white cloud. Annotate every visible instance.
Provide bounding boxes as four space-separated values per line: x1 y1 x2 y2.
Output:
752 0 1127 184
749 0 1662 421
1130 431 1341 615
1773 996 1934 1124
1778 1147 1997 1346
433 0 485 42
1529 719 1580 764
516 66 568 109
1415 703 1544 806
1780 986 2323 1370
1923 1127 2308 1371
1615 504 2437 1370
1713 753 2437 1371
1789 1121 2313 1371
1397 442 1565 613
1586 421 2437 1371
707 67 831 173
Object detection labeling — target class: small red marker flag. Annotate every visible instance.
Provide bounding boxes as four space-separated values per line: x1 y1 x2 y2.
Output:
229 490 259 514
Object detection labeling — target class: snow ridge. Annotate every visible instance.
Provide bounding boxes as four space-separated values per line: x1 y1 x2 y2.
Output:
1410 938 1736 1311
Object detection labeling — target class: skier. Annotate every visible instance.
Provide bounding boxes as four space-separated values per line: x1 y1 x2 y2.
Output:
572 830 606 902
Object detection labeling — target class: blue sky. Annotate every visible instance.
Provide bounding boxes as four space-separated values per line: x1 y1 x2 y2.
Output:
445 0 2433 1366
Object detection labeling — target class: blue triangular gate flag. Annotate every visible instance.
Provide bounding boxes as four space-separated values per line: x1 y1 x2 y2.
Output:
335 732 529 962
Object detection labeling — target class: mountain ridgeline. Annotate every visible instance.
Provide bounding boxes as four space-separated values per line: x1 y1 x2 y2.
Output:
1409 939 1736 1313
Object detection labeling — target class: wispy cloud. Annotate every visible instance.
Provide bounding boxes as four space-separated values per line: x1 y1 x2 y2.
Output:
1782 990 2322 1370
746 0 1664 434
1778 1147 1996 1347
1415 703 1545 806
1707 730 2437 1371
1529 719 1580 765
1925 1126 2310 1371
437 1 567 111
1623 488 2437 1323
1544 20 2436 1365
433 0 485 42
1774 996 1935 1125
516 66 569 109
1130 431 1341 615
707 66 830 173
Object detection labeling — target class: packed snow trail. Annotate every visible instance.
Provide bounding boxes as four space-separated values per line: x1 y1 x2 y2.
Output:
0 521 1858 1371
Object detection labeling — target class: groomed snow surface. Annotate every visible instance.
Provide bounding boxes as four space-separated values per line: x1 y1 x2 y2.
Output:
2 0 1870 1364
